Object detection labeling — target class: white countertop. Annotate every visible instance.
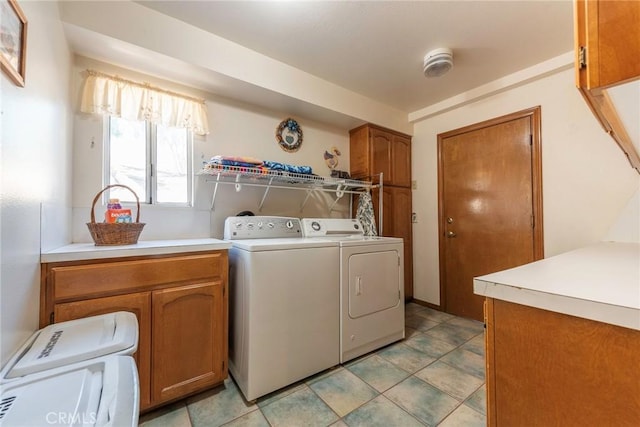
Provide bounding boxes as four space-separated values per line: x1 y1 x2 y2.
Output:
474 241 640 330
41 238 232 263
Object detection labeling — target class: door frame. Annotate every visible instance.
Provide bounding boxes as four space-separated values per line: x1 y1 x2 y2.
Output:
437 106 544 312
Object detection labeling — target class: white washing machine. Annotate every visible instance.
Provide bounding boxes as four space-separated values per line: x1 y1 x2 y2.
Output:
0 312 140 426
302 218 405 363
224 216 340 401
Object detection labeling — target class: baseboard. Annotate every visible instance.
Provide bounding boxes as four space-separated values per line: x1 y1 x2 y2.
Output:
407 298 442 311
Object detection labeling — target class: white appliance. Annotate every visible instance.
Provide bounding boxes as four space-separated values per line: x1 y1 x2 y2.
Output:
302 218 405 363
224 216 340 401
0 312 140 426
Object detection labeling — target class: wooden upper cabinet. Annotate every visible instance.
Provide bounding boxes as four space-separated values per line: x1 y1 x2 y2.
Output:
349 126 371 181
391 134 411 187
575 0 640 90
574 0 640 173
370 128 393 184
350 124 412 187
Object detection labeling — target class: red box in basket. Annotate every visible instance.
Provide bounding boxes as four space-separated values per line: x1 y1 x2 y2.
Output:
105 209 132 223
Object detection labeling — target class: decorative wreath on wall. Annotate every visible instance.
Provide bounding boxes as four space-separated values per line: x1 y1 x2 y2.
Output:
276 118 303 152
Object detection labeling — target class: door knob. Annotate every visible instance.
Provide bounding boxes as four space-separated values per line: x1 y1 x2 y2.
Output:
447 217 454 224
447 231 457 238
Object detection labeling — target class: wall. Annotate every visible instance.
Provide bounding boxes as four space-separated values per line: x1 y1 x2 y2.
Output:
0 1 73 365
411 68 640 305
58 0 411 134
605 189 640 243
71 56 353 242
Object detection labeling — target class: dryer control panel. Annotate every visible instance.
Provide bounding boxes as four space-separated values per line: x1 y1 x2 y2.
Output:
301 218 364 237
224 216 302 240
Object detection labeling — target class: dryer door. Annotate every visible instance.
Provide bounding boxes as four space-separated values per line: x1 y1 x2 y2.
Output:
348 250 401 318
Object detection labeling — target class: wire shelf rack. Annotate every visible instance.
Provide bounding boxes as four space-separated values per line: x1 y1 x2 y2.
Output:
198 164 377 212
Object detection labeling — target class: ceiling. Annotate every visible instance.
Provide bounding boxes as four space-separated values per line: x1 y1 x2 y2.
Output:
134 0 574 114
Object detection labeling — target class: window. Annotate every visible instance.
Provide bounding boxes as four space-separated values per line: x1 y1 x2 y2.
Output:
106 116 192 206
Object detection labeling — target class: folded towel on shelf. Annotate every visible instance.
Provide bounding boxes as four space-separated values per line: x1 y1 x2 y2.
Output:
203 157 313 177
214 159 260 168
357 191 378 236
263 160 313 175
205 162 269 175
210 155 263 165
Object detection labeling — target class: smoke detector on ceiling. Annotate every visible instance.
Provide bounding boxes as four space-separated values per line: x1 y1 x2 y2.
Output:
423 48 453 78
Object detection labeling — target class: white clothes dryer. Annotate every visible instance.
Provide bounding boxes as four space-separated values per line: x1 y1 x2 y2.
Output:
224 216 340 401
302 218 405 363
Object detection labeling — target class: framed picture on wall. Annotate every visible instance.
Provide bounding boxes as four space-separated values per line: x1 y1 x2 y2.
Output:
0 0 27 87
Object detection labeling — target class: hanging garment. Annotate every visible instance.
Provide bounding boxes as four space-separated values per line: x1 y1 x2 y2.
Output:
357 192 378 236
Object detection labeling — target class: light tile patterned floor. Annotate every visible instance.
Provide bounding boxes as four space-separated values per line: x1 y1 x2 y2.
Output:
139 303 486 427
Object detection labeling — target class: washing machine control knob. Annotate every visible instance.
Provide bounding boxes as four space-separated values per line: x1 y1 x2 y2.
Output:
246 222 254 229
285 220 294 229
257 221 263 229
311 221 321 231
234 222 242 229
267 222 275 229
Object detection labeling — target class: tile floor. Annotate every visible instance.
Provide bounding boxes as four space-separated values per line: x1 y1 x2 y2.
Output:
139 303 486 427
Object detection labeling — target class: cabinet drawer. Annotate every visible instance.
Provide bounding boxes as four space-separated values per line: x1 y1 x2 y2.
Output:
51 253 225 301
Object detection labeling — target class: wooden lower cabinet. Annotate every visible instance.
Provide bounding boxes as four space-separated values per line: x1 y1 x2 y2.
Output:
484 298 640 426
372 185 413 299
41 251 228 412
151 281 226 404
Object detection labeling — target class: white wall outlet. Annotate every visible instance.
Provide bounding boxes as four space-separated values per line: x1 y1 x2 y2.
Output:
411 180 417 190
411 212 418 223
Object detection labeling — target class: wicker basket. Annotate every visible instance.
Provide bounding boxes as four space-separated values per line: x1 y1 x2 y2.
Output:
86 184 145 246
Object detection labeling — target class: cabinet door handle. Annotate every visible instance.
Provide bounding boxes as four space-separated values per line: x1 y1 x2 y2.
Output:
447 231 457 238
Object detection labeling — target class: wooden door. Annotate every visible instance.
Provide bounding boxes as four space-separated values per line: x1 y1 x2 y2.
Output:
151 281 226 404
54 292 152 410
438 108 543 321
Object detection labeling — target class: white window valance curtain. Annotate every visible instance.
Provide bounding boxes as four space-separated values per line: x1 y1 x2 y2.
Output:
80 69 209 135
